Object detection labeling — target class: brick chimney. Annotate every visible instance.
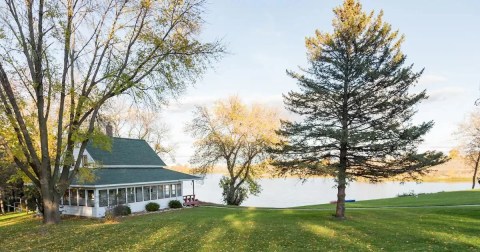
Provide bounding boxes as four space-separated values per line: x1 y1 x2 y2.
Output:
106 123 113 137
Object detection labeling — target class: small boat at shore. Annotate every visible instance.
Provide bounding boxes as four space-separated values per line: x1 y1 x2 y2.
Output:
329 199 356 204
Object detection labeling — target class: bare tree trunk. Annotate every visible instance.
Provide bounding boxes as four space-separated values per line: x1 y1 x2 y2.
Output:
0 188 4 214
41 183 60 224
226 180 237 205
472 153 480 189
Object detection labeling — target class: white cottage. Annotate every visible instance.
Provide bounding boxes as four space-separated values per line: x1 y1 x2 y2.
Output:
61 137 199 217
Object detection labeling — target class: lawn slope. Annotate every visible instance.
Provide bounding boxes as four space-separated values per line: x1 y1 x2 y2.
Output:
1 190 480 251
299 190 480 209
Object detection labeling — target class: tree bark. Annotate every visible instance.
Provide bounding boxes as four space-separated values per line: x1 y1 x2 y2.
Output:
0 188 4 214
40 183 60 224
336 74 349 219
335 150 347 219
472 152 480 189
226 180 237 205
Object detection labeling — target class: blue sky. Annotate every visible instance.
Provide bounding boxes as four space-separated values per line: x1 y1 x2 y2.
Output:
163 0 480 164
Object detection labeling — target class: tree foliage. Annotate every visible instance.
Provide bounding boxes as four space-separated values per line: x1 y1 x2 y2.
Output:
0 0 223 223
271 0 446 218
456 109 480 189
187 96 280 205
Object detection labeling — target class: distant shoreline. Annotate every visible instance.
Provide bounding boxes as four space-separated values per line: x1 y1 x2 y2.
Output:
169 168 471 183
169 157 474 183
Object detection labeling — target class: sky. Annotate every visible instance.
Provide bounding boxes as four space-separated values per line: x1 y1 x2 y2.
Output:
160 0 480 165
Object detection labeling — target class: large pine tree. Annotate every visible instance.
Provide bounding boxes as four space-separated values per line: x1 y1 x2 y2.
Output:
273 0 446 218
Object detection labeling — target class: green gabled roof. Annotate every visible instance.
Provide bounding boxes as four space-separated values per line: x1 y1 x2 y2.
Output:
72 168 200 186
86 137 166 166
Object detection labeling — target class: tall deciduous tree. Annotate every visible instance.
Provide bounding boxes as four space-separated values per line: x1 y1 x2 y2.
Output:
271 0 446 218
0 0 223 224
456 110 480 189
187 96 280 205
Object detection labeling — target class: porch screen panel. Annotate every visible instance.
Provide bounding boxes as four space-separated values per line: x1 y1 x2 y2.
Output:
135 187 143 202
109 189 117 206
171 184 176 197
87 190 94 207
127 188 135 203
177 183 182 196
70 189 78 206
99 190 108 207
158 185 164 199
151 186 158 199
78 189 86 206
118 188 126 205
143 186 151 201
164 185 170 198
63 190 70 205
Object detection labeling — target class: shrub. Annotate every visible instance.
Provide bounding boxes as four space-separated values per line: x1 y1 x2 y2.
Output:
145 202 160 212
168 200 182 209
397 190 416 197
104 210 116 222
112 205 131 216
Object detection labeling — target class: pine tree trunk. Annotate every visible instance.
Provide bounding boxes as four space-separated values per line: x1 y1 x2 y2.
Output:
335 159 347 219
335 77 349 219
41 183 60 224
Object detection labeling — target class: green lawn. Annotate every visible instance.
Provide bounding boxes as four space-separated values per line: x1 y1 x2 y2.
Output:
299 190 480 209
1 191 480 251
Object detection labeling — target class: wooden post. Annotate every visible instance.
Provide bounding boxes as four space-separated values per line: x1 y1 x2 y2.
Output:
192 180 195 197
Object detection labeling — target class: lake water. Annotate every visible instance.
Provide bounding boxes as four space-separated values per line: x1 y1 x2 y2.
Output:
183 174 472 208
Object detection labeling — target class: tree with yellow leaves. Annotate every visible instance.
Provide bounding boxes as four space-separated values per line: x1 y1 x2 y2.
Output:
187 96 280 205
0 0 223 224
457 110 480 189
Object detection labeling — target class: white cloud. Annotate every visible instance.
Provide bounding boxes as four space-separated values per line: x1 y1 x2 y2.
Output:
418 74 448 86
427 87 465 102
164 94 285 113
164 95 218 113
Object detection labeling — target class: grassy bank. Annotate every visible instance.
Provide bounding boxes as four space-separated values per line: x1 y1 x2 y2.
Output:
1 191 480 251
299 190 480 209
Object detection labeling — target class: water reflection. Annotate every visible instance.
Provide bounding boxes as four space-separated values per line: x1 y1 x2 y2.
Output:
183 174 471 208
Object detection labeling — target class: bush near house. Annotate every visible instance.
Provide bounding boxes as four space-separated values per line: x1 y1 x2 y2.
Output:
145 202 160 212
112 205 131 216
168 200 182 209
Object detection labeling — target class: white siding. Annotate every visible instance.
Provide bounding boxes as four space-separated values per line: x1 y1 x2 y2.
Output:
62 182 185 218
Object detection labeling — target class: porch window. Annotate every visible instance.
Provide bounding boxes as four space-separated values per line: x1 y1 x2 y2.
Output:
151 186 158 200
108 189 117 206
87 190 94 207
127 187 135 203
135 187 143 202
70 189 78 206
158 185 164 199
63 190 70 205
176 183 182 196
171 184 176 197
99 190 108 207
118 188 126 205
78 189 86 206
143 186 151 201
164 185 170 198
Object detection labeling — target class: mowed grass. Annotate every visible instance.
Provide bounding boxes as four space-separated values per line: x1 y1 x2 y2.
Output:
1 191 480 251
299 190 480 209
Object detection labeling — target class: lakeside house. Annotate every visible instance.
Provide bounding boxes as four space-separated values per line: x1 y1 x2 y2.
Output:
61 136 199 218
